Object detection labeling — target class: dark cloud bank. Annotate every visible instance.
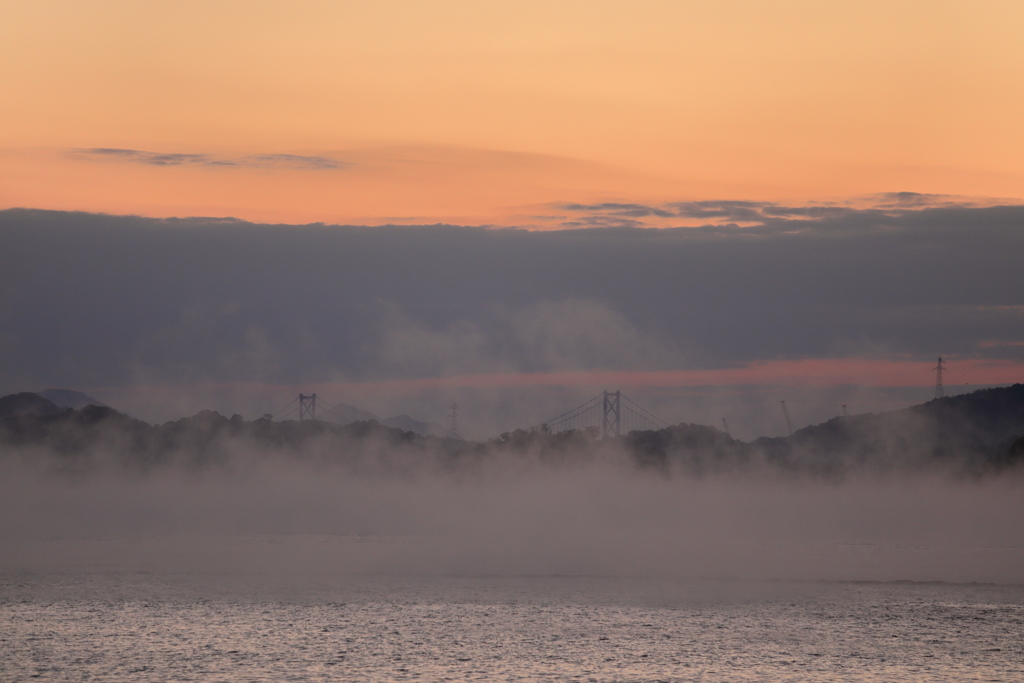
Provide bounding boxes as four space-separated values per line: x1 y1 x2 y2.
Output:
0 204 1022 433
2 204 1022 379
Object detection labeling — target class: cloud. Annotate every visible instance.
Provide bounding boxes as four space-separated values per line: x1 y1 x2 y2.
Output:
669 200 768 222
557 194 987 229
872 191 960 208
555 203 676 228
1 204 1023 427
376 299 683 378
72 148 345 170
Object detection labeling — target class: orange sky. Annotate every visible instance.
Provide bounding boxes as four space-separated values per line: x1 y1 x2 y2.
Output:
3 0 1024 225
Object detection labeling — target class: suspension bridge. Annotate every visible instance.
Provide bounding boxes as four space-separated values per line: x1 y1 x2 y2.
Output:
268 393 334 422
534 390 669 438
268 389 670 439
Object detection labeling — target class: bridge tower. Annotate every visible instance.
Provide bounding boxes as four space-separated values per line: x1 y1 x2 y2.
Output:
298 393 317 420
602 390 621 438
933 357 945 399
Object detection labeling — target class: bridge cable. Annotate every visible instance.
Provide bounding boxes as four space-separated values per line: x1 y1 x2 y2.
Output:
535 393 604 430
621 393 670 428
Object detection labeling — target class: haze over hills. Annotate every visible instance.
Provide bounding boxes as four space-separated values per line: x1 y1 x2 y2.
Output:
316 400 377 425
380 414 448 437
299 400 447 436
0 393 64 419
38 389 108 411
1 384 1021 477
0 390 109 419
0 389 449 438
751 385 1024 472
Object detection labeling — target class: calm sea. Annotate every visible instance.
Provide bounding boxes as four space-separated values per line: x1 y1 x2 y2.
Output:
2 535 1022 682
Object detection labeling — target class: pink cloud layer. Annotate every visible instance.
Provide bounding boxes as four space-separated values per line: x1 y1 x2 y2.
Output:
118 357 1024 398
322 358 1023 394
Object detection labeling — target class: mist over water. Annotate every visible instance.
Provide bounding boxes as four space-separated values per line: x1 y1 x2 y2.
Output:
3 438 1022 585
4 442 1023 682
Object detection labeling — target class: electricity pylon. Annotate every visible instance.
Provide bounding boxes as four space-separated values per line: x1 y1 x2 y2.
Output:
448 402 461 439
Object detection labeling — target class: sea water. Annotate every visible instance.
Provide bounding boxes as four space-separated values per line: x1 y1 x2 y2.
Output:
2 535 1022 682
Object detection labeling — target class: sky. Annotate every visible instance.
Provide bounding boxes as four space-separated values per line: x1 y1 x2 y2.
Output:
1 1 1023 436
3 1 1023 226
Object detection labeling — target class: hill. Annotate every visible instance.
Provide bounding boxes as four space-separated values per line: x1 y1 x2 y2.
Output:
382 414 449 437
317 401 378 425
0 385 1021 477
38 388 109 410
308 401 444 437
0 392 63 419
0 401 476 472
747 384 1024 474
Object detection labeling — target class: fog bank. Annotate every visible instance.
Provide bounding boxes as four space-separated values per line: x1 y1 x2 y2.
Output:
2 447 1021 585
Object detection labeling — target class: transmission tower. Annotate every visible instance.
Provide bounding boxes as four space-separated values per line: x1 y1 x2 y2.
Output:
841 404 848 416
933 357 945 399
780 400 793 436
298 393 317 420
721 417 731 438
447 402 461 439
602 390 621 438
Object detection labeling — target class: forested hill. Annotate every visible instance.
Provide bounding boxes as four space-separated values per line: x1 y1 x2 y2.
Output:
745 384 1024 474
0 385 1022 477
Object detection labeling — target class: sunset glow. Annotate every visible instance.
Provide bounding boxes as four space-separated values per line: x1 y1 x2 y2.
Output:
3 1 1023 226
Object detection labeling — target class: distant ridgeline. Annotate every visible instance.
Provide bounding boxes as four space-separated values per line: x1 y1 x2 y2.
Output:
1 386 1023 477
